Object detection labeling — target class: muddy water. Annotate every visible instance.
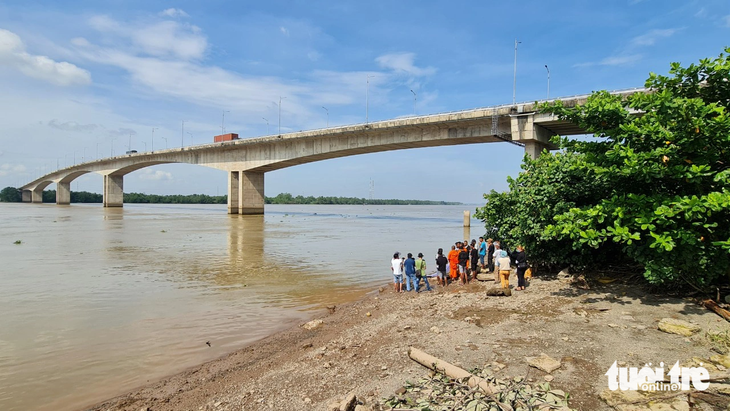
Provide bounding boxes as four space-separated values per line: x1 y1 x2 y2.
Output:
0 203 477 411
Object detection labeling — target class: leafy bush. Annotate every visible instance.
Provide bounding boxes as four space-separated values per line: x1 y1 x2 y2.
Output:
476 49 730 288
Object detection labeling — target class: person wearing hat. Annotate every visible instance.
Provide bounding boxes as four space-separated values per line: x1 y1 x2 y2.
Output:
415 252 432 292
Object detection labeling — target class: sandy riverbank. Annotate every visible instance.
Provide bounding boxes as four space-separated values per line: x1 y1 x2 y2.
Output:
87 272 730 411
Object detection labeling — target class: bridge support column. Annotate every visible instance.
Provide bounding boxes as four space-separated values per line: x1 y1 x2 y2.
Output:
103 175 124 208
511 112 555 160
22 190 31 202
32 188 43 203
228 171 240 214
524 141 550 160
228 171 265 214
240 171 264 215
57 182 71 205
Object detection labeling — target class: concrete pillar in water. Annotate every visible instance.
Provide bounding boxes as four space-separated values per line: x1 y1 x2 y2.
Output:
463 210 470 227
31 188 43 203
228 171 240 214
22 190 31 202
57 182 71 205
240 171 265 215
103 174 124 207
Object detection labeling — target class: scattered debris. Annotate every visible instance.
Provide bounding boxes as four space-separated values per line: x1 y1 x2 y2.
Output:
302 319 323 330
658 318 701 336
702 299 730 322
376 347 574 410
13 240 21 245
486 287 512 297
526 353 562 374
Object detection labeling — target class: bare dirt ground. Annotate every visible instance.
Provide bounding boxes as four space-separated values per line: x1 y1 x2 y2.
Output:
87 272 730 411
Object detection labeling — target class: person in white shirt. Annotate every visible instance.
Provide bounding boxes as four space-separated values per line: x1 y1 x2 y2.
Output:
391 252 404 293
496 250 512 289
492 241 502 282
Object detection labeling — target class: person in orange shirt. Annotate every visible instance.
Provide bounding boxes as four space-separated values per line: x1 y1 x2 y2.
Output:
447 244 460 283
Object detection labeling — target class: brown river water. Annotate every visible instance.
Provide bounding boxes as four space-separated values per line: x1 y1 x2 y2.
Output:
0 203 478 411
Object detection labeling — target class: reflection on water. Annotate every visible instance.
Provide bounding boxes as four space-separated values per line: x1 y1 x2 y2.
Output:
0 203 476 411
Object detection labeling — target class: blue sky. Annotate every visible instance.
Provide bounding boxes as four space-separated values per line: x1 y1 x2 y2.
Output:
0 0 728 203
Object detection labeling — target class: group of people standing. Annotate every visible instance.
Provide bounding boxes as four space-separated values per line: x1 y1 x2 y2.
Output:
390 237 530 293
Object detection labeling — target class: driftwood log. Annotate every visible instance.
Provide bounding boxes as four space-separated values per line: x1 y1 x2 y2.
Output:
408 347 515 411
702 299 730 322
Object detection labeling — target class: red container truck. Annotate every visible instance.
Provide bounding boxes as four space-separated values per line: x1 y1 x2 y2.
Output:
214 133 239 142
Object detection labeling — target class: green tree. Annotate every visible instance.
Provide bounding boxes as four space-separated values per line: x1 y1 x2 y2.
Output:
0 187 22 202
476 49 730 288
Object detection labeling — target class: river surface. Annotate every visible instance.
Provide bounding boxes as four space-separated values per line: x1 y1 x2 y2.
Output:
0 203 479 411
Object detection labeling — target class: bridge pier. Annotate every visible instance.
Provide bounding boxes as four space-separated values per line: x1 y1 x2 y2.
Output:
22 190 31 203
524 141 551 160
103 175 124 207
511 112 555 160
57 182 71 205
228 171 264 215
31 188 43 203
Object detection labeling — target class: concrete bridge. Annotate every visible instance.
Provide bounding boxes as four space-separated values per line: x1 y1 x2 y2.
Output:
19 90 643 214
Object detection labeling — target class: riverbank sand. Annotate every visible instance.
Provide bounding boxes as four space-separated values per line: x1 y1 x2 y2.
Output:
89 272 730 410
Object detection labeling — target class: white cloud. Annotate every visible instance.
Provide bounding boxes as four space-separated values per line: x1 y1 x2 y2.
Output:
159 8 189 18
47 119 99 133
0 29 91 86
0 164 27 177
724 15 730 27
375 52 436 77
630 28 678 46
46 119 137 137
574 54 642 68
70 37 90 47
89 15 207 60
138 169 172 180
280 27 289 36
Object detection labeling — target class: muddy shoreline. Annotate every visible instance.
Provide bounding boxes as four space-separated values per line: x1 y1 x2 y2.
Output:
86 273 730 411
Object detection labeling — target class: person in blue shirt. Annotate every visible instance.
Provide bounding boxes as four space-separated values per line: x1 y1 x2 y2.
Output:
403 253 418 292
478 236 487 271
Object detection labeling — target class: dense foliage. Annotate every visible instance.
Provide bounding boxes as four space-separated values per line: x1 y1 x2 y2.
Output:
476 49 730 288
265 192 460 205
0 187 21 202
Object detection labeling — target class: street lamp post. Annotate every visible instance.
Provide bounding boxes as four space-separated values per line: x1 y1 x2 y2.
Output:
181 120 186 147
278 96 286 134
410 89 417 115
262 117 269 134
222 110 230 134
545 64 551 100
187 131 193 146
322 106 328 127
128 133 133 152
152 127 158 151
143 141 147 152
513 39 521 105
162 136 168 149
366 74 373 124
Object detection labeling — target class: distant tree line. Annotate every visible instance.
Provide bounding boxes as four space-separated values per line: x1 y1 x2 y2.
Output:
1 187 460 205
264 192 460 205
